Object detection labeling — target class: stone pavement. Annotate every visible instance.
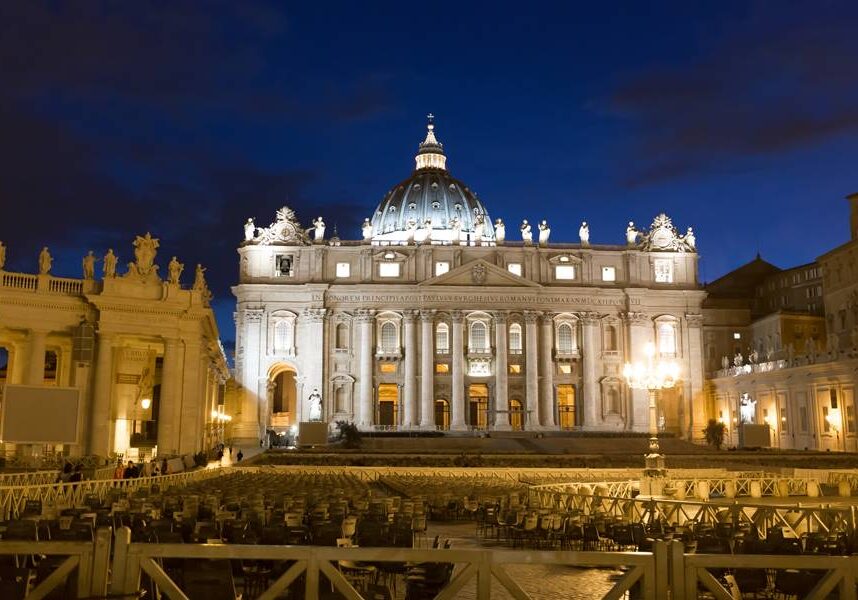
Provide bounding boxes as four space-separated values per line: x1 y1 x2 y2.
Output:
416 521 626 600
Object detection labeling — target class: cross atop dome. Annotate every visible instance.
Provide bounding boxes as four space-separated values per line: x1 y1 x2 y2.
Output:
415 113 446 171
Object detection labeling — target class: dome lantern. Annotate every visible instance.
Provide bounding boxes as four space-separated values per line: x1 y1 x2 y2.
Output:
414 113 447 171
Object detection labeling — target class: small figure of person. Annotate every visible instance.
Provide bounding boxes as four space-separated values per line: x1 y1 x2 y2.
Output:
161 458 169 476
58 462 73 483
113 459 125 480
124 461 139 479
538 220 550 246
68 464 83 483
236 450 244 462
362 218 373 241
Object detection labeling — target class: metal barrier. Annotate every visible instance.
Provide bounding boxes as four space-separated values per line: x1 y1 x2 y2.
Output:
0 470 61 487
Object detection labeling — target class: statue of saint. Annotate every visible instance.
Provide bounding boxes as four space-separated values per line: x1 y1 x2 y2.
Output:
450 216 462 245
0 241 6 270
168 256 184 285
82 251 97 280
244 218 256 242
405 218 418 244
538 220 550 246
417 218 432 244
312 216 326 243
103 249 117 278
684 227 696 249
579 221 590 246
132 233 159 275
193 264 207 291
473 214 485 245
38 247 52 275
494 218 505 244
362 218 373 241
626 222 638 245
308 388 322 421
520 220 532 245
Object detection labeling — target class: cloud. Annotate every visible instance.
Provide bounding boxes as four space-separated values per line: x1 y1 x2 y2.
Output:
606 9 858 186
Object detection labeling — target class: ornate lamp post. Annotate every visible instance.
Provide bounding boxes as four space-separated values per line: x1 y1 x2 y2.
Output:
623 342 680 496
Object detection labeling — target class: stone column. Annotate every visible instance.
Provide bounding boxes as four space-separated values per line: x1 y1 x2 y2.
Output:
581 312 602 429
89 332 115 457
233 308 264 443
356 309 375 428
402 311 417 428
25 329 48 385
524 311 541 430
419 310 436 429
626 312 653 432
157 337 181 455
540 314 556 428
179 340 202 454
685 314 706 442
493 312 511 430
450 310 467 431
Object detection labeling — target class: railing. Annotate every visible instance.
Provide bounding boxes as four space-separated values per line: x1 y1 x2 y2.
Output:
0 469 61 487
0 467 224 520
110 527 659 600
0 271 38 291
47 276 84 295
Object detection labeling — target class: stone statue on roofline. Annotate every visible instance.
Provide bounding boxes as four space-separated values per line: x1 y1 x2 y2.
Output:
538 220 550 246
494 218 505 244
124 233 160 281
244 218 256 242
0 241 6 270
418 218 432 244
406 218 418 244
473 214 485 245
520 219 532 245
450 216 462 245
38 247 52 275
168 256 184 285
579 221 590 246
308 388 322 421
626 222 638 246
82 251 97 280
103 249 117 278
362 218 373 242
311 216 326 243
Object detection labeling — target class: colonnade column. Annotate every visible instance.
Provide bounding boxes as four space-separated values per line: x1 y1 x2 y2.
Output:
356 309 375 428
419 310 436 429
493 312 511 430
581 312 601 429
539 314 556 429
25 329 48 385
685 313 706 441
234 308 264 443
89 332 115 457
178 341 202 454
626 312 653 432
157 337 181 455
450 310 467 431
402 311 417 428
524 311 540 430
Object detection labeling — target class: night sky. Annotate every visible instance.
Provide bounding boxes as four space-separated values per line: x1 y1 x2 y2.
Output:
2 2 858 356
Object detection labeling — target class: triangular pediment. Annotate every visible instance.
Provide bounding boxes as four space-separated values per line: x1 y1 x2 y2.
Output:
420 259 541 288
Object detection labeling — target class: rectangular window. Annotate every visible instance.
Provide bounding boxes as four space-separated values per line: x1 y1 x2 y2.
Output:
654 259 673 283
507 263 522 277
435 363 449 374
555 265 575 280
509 364 521 374
830 389 838 409
434 261 450 276
601 266 616 282
379 262 401 278
335 262 350 278
733 332 741 340
276 255 293 277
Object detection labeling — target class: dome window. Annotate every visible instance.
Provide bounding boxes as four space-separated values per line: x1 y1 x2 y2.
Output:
431 182 438 190
389 205 397 212
413 183 421 190
432 201 441 210
454 203 462 211
408 202 416 210
449 184 456 190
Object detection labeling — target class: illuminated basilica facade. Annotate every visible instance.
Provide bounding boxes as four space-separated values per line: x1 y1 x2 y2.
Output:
232 120 707 442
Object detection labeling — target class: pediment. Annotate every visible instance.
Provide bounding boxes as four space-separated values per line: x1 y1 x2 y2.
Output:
420 259 541 288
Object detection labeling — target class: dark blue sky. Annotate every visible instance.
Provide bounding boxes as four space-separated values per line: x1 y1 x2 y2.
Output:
2 1 858 351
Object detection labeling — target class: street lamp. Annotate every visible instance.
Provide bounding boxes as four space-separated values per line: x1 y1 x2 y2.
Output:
623 342 680 486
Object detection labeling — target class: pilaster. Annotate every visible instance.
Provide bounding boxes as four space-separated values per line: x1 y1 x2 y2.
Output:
233 308 264 443
355 309 375 428
624 311 653 432
539 313 556 429
89 332 115 457
419 310 436 429
493 312 511 430
685 313 706 441
450 310 467 431
157 337 181 455
524 310 540 430
402 310 417 427
581 312 601 429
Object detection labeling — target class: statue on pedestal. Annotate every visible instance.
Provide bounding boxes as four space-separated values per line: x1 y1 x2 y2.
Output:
82 251 97 280
684 227 696 250
168 256 184 285
308 388 322 422
579 221 590 246
38 247 52 275
0 241 6 270
103 249 117 278
494 218 505 244
125 233 160 280
520 220 532 245
244 218 256 242
418 218 432 244
450 216 461 245
362 218 373 242
405 218 418 244
193 264 207 291
473 214 485 245
312 217 326 243
538 220 550 246
626 222 638 245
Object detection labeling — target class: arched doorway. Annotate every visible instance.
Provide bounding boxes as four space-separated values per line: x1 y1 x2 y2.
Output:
509 398 524 431
558 384 576 430
377 384 398 427
434 399 450 430
270 366 297 429
468 384 489 429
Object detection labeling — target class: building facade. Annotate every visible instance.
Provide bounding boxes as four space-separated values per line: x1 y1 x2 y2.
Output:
0 234 229 460
233 120 707 442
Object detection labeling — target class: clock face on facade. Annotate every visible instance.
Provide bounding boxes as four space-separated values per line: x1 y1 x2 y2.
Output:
651 228 674 249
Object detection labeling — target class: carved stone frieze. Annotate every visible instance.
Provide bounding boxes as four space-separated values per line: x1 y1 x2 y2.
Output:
622 311 651 326
579 311 601 325
419 309 436 322
685 313 704 327
244 308 265 323
302 307 329 322
523 310 541 324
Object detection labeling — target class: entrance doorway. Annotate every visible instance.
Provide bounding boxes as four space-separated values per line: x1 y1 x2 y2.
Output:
377 384 399 427
434 399 450 431
558 384 576 430
271 368 297 428
468 384 489 429
509 399 524 431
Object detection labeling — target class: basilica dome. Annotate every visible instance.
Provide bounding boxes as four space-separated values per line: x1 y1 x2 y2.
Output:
369 118 495 245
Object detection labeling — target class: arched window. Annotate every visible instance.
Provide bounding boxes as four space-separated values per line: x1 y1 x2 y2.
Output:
274 320 293 353
509 323 522 353
604 325 618 351
336 323 349 349
557 323 575 353
380 322 398 352
470 321 488 352
436 323 449 353
657 320 677 356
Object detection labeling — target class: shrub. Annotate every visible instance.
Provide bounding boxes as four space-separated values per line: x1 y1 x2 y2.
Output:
704 419 727 450
335 421 363 449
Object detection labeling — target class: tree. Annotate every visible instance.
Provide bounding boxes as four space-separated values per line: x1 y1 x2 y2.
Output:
335 421 363 449
704 419 727 450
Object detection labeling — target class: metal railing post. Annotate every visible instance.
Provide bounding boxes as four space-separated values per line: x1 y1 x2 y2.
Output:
91 526 112 597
